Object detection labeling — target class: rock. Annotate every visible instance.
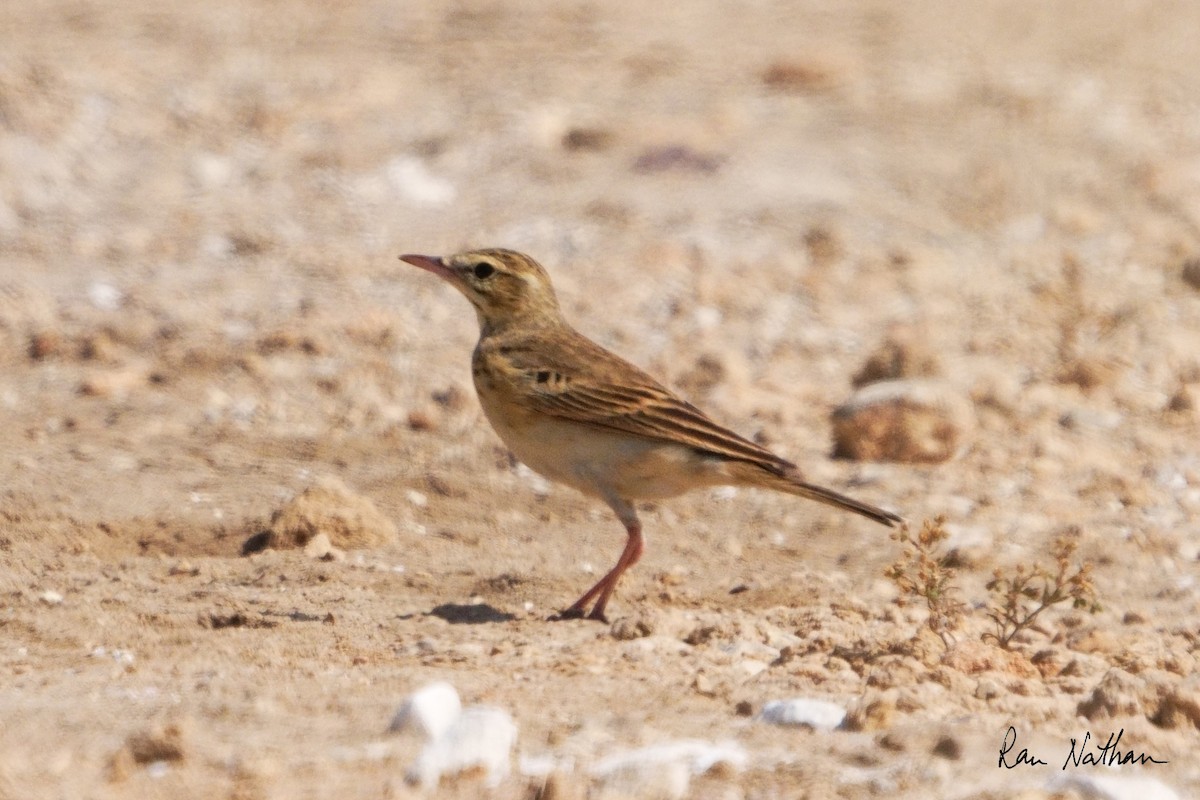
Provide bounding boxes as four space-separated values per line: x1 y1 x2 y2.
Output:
260 476 397 551
691 672 716 697
593 759 689 800
1166 383 1197 415
1048 774 1181 800
303 532 345 561
1181 257 1200 290
389 682 462 740
534 769 588 800
116 721 187 768
843 695 896 731
590 740 747 800
804 224 845 267
78 365 149 398
87 280 124 311
974 679 1002 701
1058 356 1121 391
387 156 455 206
1077 668 1145 721
757 698 846 731
864 655 924 689
27 330 62 360
760 57 847 94
930 733 962 760
1149 674 1200 730
631 145 722 174
831 380 974 463
941 641 1038 678
406 706 517 789
1030 647 1071 679
107 747 135 783
561 126 614 152
852 335 941 388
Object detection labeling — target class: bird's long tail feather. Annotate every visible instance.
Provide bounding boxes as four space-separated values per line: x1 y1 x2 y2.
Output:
727 462 902 527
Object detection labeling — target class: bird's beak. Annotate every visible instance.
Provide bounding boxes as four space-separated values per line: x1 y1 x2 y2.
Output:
399 254 455 282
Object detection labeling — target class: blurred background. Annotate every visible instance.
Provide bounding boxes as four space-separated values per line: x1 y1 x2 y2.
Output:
2 1 1199 796
4 0 1198 518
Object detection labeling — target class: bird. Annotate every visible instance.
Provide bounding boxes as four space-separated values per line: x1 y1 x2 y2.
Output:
400 248 902 622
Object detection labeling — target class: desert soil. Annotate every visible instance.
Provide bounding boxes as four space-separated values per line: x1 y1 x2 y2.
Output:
1 1 1199 798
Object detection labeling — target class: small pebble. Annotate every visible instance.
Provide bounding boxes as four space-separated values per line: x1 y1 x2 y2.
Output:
1076 668 1145 720
406 706 516 788
87 281 124 311
389 681 462 740
831 379 974 463
931 734 962 760
303 532 345 561
590 740 747 794
1048 773 1181 800
387 156 456 206
757 698 846 731
1180 257 1200 290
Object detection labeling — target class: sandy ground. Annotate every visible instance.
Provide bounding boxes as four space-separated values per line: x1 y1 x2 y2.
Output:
2 1 1199 797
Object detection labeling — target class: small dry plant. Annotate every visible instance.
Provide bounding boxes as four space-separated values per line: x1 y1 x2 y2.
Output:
885 516 965 648
1048 253 1132 390
984 528 1100 649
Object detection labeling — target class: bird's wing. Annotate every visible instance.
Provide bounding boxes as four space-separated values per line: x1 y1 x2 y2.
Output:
488 331 794 474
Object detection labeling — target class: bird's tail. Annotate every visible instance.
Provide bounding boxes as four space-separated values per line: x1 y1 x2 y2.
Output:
726 462 902 528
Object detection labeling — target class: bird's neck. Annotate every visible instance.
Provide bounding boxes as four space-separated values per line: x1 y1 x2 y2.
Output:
476 304 566 338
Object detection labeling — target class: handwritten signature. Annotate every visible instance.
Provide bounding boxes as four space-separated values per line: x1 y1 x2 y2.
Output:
999 726 1168 770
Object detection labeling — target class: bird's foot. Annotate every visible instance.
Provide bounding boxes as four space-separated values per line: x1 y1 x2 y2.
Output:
548 607 608 623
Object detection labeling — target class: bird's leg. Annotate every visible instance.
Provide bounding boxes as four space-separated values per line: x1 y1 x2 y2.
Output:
585 520 643 621
556 498 642 623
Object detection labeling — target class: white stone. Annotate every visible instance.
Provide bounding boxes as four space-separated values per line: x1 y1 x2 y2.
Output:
406 706 517 788
387 156 455 207
518 753 568 777
87 280 124 311
388 681 461 740
738 658 770 677
191 152 234 189
303 532 345 561
1048 774 1180 800
758 698 846 731
593 759 689 800
589 739 747 800
693 305 722 330
515 463 552 497
590 739 748 779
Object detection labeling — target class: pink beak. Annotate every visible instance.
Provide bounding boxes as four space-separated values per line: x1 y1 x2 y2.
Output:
399 254 454 281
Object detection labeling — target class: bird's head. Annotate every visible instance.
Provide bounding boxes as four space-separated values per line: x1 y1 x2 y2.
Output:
400 248 562 333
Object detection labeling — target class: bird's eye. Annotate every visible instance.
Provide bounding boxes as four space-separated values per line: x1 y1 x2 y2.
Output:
472 262 495 280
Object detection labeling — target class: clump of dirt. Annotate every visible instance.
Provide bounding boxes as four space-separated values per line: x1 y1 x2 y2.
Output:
251 476 398 552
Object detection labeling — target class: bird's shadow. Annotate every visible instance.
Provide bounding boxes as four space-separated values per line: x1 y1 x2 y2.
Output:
426 603 516 625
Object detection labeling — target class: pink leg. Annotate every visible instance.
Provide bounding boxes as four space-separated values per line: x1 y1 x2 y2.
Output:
585 523 643 621
555 497 642 623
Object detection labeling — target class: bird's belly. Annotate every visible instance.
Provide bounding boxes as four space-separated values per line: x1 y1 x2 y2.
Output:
481 404 726 501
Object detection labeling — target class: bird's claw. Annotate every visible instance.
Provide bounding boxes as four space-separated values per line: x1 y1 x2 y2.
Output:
548 607 608 623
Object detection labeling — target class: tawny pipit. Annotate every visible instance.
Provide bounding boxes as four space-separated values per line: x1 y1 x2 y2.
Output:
401 248 902 621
